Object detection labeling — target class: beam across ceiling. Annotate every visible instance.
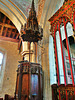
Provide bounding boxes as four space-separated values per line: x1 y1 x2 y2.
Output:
0 23 16 29
0 36 19 42
0 12 20 43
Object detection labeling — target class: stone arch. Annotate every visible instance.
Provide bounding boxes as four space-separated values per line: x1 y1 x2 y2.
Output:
0 0 27 32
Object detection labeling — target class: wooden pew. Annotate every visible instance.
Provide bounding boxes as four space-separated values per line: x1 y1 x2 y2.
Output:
5 94 14 100
0 98 3 100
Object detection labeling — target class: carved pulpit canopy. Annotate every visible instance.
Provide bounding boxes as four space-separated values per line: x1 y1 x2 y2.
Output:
20 0 43 43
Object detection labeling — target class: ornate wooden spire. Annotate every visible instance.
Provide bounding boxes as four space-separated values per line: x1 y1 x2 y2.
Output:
21 0 43 42
31 0 35 10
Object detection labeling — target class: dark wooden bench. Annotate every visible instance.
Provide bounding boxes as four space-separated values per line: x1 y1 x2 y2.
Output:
0 98 3 100
5 94 14 100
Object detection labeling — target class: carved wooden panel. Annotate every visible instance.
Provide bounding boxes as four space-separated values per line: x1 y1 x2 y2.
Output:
52 84 75 100
15 61 43 100
48 0 75 33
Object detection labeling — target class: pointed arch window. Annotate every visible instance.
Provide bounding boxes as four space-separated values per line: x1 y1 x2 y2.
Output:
0 52 3 71
0 49 6 91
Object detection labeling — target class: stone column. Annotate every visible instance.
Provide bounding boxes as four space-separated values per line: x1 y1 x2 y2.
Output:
38 37 52 100
22 41 35 62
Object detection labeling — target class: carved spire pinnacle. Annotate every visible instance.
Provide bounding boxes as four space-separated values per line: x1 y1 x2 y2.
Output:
29 0 36 18
21 0 43 42
31 0 35 10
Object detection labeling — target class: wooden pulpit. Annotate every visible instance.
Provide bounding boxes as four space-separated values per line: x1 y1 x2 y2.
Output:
15 61 43 100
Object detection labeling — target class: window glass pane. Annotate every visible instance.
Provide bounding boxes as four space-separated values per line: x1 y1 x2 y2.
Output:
68 70 71 75
49 36 57 85
67 62 70 68
0 65 1 71
0 53 3 64
56 31 64 84
74 65 75 74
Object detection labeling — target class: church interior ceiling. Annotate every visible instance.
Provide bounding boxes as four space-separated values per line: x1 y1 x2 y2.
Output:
0 0 46 32
11 0 38 17
11 0 45 22
0 12 20 43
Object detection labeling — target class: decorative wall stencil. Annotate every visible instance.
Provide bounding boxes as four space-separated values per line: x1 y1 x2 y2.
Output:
49 0 75 99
